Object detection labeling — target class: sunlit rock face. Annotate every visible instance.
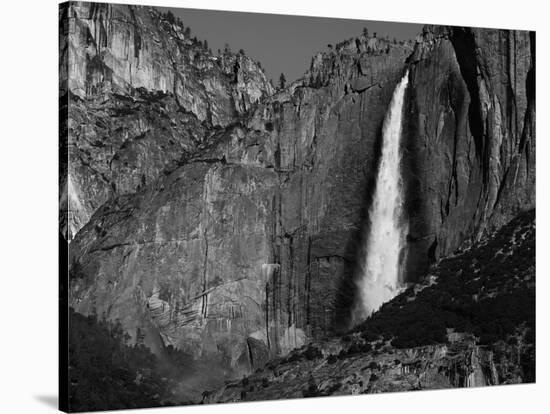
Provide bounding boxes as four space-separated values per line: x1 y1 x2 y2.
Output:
65 2 273 124
59 2 273 239
63 2 535 379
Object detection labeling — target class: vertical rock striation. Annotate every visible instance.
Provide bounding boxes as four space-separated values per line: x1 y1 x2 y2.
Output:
402 26 535 281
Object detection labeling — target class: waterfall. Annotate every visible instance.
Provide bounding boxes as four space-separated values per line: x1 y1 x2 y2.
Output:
353 70 409 324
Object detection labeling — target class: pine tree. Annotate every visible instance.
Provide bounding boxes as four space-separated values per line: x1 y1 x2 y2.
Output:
165 10 175 24
279 73 286 90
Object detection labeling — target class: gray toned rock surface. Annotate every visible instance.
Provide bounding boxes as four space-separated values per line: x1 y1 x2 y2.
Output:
402 26 535 281
60 2 273 239
205 210 535 403
62 2 535 382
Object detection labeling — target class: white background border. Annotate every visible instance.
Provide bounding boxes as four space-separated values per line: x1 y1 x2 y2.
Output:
0 0 547 412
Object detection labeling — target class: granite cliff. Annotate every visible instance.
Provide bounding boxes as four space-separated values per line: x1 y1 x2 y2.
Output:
61 1 535 391
402 26 535 282
60 2 273 240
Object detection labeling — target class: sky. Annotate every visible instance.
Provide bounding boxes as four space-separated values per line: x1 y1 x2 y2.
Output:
160 7 422 82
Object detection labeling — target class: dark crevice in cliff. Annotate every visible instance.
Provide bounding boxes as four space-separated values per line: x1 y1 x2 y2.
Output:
492 167 510 213
449 29 488 185
305 237 312 330
444 112 459 218
201 227 209 318
527 32 536 105
123 6 143 62
518 31 536 167
287 236 295 328
96 242 132 252
265 190 283 351
446 68 467 217
265 282 271 350
427 237 438 263
506 31 518 138
189 156 227 165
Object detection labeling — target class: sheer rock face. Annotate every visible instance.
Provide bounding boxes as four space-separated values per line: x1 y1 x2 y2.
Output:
65 2 272 123
64 3 535 378
60 2 273 239
402 27 535 281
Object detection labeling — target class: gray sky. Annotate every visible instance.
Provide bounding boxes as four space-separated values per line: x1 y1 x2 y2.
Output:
160 7 422 82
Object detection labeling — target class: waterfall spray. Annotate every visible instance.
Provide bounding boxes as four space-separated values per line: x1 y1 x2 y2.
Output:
353 70 409 324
